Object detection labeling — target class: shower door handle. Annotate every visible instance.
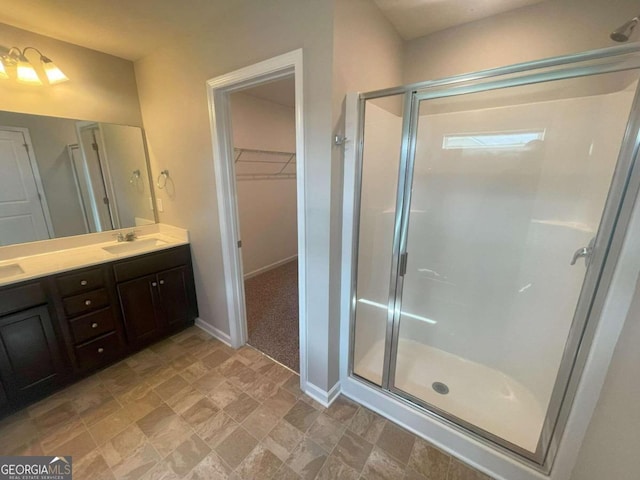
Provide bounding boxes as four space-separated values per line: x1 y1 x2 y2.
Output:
399 252 408 276
570 238 595 266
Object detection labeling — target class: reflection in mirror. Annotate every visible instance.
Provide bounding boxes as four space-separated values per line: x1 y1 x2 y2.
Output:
0 111 156 246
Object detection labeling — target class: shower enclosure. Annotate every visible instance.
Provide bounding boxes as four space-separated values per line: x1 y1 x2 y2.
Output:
347 45 640 470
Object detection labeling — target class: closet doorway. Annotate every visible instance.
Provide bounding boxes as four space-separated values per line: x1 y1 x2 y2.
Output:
207 50 306 380
231 77 299 372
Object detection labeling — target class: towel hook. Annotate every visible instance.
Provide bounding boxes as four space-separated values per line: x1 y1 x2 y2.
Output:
157 170 169 189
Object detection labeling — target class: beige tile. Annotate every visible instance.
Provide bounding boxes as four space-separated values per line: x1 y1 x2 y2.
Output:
236 443 283 480
120 388 163 422
224 392 259 422
376 422 416 464
285 437 328 480
300 394 326 412
202 349 233 369
262 388 297 417
110 442 160 479
150 338 187 359
283 400 320 433
101 364 143 396
181 361 209 383
40 418 87 454
223 362 258 392
165 433 211 477
208 380 243 409
74 450 116 480
349 407 386 444
169 352 198 371
307 413 346 452
183 452 232 480
194 411 238 448
32 401 77 435
181 397 220 428
145 366 180 388
81 398 121 427
154 374 190 401
241 404 281 440
166 385 206 415
263 364 295 386
136 404 193 458
138 461 180 480
247 375 279 402
362 446 407 480
10 438 43 456
191 369 225 396
126 349 165 378
408 438 450 480
262 419 304 462
27 391 74 419
247 354 277 373
281 375 303 398
448 458 492 480
214 426 258 469
274 463 302 480
89 407 133 445
101 424 149 467
236 346 265 364
0 415 39 452
315 454 359 480
333 429 374 472
325 395 359 422
53 430 97 462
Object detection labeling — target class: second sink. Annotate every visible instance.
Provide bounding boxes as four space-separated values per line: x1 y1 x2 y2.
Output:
102 238 168 255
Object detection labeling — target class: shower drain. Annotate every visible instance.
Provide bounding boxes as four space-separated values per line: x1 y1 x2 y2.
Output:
432 382 449 395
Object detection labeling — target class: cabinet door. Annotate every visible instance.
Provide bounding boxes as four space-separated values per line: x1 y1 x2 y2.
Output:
158 266 190 331
0 306 67 405
117 274 163 348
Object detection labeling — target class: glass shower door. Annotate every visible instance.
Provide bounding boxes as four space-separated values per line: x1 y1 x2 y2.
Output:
390 70 640 460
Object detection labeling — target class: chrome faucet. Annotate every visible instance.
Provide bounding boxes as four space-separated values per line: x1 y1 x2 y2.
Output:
114 231 138 242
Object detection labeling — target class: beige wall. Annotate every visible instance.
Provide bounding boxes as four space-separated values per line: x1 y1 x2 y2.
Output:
0 23 142 126
231 92 298 275
134 0 336 390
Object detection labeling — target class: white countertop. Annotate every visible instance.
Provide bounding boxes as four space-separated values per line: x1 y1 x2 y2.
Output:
0 224 189 287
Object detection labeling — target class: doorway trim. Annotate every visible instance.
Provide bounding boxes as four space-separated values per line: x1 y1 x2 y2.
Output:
206 49 307 385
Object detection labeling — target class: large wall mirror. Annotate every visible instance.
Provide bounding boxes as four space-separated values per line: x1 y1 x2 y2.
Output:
0 111 157 247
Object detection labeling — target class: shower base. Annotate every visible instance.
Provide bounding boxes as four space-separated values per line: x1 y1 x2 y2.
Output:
354 339 545 452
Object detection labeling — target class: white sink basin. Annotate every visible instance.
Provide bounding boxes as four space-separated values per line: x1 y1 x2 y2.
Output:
102 238 168 255
0 263 25 279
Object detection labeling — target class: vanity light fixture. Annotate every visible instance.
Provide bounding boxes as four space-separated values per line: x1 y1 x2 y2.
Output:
0 46 69 85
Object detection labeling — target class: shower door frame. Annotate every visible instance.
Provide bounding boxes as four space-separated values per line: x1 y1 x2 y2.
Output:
345 43 640 473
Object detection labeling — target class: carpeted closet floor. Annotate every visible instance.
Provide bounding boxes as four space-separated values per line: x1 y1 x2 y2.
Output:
245 259 299 372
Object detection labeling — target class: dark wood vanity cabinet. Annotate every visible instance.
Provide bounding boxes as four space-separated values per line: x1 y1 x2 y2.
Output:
0 282 69 405
114 247 197 349
0 244 198 416
52 265 126 373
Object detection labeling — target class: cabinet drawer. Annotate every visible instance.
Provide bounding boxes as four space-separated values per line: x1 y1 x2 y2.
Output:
113 246 190 283
69 308 115 344
56 267 104 297
63 288 109 318
0 282 46 317
74 332 122 371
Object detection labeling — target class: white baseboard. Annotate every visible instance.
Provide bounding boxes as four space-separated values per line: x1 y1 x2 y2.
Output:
303 380 341 408
195 318 233 347
244 255 298 279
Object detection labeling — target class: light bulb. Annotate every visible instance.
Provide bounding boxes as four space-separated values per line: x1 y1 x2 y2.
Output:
41 57 68 84
16 56 42 85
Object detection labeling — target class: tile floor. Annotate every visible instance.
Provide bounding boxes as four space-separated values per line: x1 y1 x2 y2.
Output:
0 326 492 479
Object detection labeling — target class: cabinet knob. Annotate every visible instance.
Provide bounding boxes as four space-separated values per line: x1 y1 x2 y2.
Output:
84 300 92 306
91 323 98 329
80 280 88 286
159 280 165 285
98 347 104 353
151 282 157 287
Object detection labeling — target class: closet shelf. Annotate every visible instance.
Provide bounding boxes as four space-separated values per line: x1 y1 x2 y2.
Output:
234 147 296 180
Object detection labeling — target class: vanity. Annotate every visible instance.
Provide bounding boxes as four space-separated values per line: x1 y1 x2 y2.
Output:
0 229 198 417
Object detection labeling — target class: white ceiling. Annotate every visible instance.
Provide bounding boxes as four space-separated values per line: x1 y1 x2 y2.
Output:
373 0 549 40
0 0 550 61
